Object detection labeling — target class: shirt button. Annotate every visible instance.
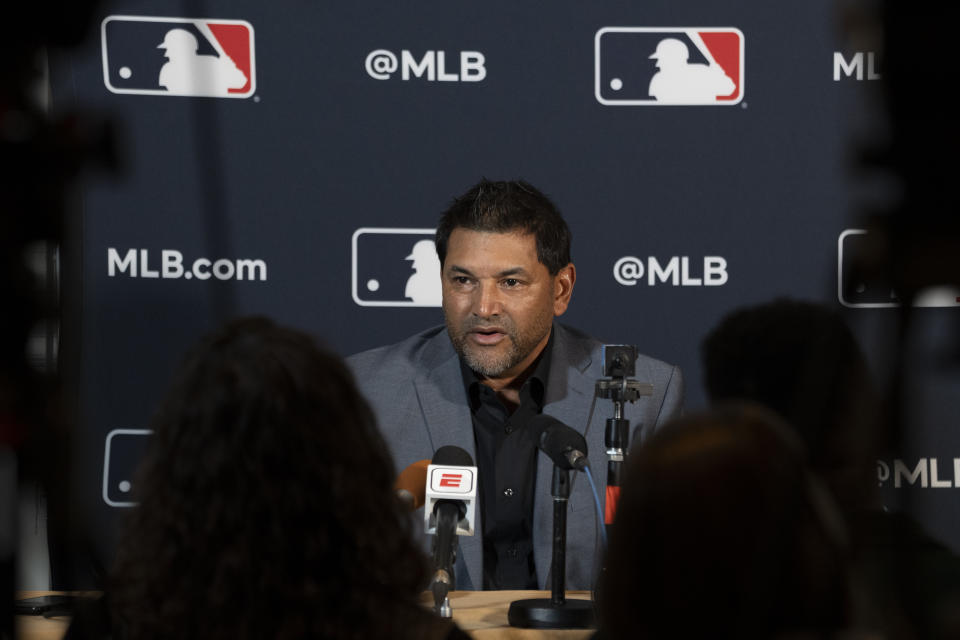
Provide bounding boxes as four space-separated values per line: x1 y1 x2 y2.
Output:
507 546 518 559
503 488 514 497
505 425 514 434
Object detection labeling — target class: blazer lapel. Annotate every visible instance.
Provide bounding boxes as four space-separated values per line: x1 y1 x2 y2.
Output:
411 333 483 589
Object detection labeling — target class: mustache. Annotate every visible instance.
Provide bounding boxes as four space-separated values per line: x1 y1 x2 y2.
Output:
461 317 515 334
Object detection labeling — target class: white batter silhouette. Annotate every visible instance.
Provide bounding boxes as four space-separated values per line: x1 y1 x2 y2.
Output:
157 28 247 97
647 38 735 104
404 239 442 305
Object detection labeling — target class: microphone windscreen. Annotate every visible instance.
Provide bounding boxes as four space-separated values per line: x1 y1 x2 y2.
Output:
529 413 566 439
431 445 474 467
394 459 430 510
535 416 589 469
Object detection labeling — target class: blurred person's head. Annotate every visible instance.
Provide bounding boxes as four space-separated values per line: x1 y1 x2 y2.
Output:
599 404 850 639
109 317 431 640
701 298 881 511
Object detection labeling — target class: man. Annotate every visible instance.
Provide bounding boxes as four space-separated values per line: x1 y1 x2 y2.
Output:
347 179 683 590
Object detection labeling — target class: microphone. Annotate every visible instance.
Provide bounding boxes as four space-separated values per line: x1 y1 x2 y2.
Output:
394 459 430 510
508 416 594 629
424 445 477 617
529 414 589 471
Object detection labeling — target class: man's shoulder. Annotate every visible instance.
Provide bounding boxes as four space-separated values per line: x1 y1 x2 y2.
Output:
346 325 452 373
554 323 683 435
554 323 676 376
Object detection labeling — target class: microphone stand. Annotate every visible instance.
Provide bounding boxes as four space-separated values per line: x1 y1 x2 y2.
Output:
507 465 594 629
430 501 463 618
595 375 651 532
430 524 454 617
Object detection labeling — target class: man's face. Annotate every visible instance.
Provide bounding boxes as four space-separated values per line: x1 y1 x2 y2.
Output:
442 228 575 382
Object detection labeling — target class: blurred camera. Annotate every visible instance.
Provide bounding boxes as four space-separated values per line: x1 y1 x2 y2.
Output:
601 345 637 378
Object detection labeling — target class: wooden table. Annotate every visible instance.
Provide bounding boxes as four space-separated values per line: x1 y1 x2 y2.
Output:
16 590 596 639
14 592 98 640
422 590 596 639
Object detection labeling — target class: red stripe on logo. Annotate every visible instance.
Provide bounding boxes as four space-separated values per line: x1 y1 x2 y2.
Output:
208 23 252 94
700 31 741 101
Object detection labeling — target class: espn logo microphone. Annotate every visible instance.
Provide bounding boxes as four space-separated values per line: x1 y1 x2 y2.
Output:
425 463 477 536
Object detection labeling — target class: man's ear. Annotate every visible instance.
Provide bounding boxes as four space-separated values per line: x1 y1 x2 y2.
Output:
553 263 576 316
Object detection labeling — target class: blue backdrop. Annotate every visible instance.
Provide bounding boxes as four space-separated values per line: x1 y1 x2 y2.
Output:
48 0 960 584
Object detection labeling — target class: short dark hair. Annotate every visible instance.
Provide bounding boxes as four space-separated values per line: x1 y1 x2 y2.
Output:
435 179 572 274
109 317 433 640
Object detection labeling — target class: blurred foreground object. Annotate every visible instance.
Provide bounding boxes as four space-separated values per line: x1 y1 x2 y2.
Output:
598 404 850 638
1 1 112 635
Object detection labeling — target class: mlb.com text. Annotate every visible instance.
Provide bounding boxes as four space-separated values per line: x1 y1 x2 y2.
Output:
108 248 267 281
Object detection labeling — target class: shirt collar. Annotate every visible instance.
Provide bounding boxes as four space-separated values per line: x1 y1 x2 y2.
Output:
460 328 554 410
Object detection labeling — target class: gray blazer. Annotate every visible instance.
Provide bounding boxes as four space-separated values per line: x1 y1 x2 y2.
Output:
346 322 683 590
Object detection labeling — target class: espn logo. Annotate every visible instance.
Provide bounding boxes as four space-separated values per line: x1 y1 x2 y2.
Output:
424 463 477 536
428 467 475 494
101 15 256 98
439 473 462 488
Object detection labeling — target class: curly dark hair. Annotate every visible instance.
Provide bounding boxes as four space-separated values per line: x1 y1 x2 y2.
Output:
108 317 434 639
435 179 572 274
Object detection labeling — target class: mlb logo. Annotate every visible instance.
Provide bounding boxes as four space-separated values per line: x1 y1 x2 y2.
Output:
102 428 153 507
595 27 744 105
838 229 960 308
101 15 256 98
352 228 442 307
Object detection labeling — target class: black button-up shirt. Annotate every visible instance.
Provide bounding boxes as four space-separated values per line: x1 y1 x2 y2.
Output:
461 334 553 590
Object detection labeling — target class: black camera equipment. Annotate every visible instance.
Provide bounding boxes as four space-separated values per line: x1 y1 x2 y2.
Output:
594 345 651 530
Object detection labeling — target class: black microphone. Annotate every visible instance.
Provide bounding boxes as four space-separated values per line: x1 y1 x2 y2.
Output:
507 415 594 628
530 414 589 471
425 445 476 617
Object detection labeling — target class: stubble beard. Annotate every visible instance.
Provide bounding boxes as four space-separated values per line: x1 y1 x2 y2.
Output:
446 314 552 378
